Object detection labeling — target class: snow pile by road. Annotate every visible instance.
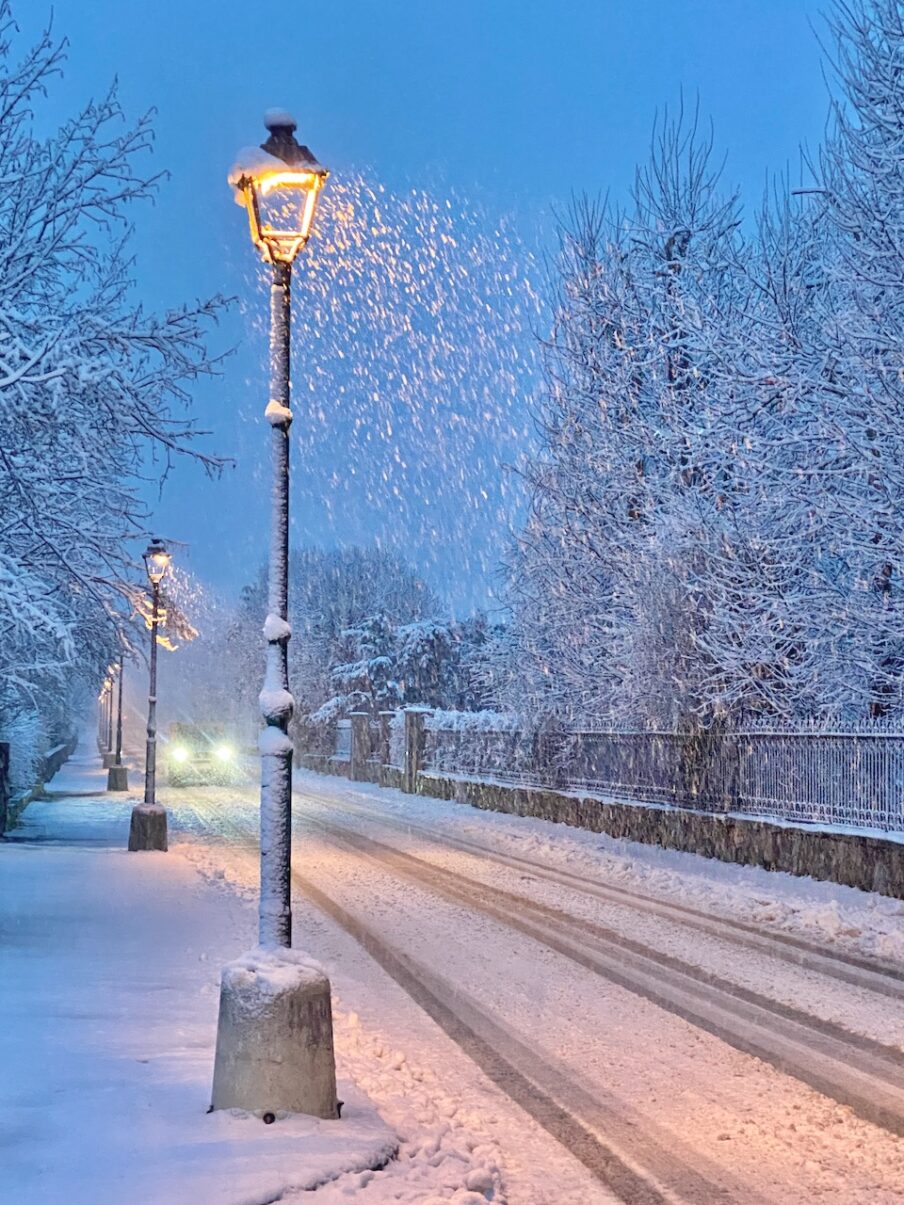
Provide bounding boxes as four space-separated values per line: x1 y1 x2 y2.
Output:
314 1004 505 1203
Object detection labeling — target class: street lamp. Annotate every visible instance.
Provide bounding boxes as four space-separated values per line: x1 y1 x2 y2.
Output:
128 538 172 852
101 662 119 769
105 668 114 753
210 112 338 1121
228 109 328 269
98 680 111 754
107 652 129 793
228 112 329 949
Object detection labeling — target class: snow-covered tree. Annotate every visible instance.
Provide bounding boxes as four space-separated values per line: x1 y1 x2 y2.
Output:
225 546 443 728
699 0 904 721
501 113 745 727
808 0 904 715
0 5 225 746
310 610 489 725
311 613 400 724
500 7 904 728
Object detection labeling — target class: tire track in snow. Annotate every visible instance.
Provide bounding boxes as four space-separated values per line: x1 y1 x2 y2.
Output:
299 784 904 1001
179 796 764 1205
303 814 904 1141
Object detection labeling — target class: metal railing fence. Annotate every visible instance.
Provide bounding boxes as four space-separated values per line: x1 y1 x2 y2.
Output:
421 722 904 833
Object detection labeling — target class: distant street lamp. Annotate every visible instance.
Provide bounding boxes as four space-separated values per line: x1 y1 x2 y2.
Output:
128 539 172 851
210 112 338 1121
106 669 114 753
115 652 125 764
101 662 118 768
107 652 129 793
97 681 111 753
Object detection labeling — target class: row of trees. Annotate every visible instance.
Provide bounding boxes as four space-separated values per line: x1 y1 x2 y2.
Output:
486 0 904 729
0 5 222 787
309 612 488 724
217 547 491 738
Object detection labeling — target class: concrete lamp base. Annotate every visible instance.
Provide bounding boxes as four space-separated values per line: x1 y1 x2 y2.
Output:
128 803 168 851
107 765 129 792
211 948 339 1119
101 751 117 769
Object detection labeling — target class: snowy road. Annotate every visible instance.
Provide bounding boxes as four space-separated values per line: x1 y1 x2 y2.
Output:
167 770 904 1204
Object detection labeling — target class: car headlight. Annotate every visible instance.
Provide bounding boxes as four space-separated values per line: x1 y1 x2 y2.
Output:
171 745 189 763
214 743 234 762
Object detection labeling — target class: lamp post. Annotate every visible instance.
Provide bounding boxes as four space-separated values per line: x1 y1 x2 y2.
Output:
107 652 129 792
211 111 338 1121
115 652 125 765
102 663 118 768
129 539 172 851
227 109 327 950
106 669 114 753
97 684 108 753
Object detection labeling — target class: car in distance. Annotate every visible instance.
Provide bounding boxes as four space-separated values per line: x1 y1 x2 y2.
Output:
165 723 243 786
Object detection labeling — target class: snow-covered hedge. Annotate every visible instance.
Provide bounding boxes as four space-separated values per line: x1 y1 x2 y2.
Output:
422 710 533 779
0 707 43 801
425 709 519 733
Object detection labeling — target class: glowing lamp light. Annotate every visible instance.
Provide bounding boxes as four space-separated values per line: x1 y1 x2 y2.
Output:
229 110 329 264
143 538 172 586
171 745 189 763
214 743 234 762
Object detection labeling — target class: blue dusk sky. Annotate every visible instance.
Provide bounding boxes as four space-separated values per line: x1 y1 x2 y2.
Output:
29 0 827 613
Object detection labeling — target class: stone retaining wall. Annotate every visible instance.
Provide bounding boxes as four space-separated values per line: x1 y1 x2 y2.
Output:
420 772 904 899
300 754 350 778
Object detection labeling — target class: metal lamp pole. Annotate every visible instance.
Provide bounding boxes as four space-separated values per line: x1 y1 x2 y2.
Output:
97 687 105 751
106 674 114 753
129 539 171 851
260 255 294 947
229 111 328 949
115 652 125 767
107 651 130 793
144 575 161 807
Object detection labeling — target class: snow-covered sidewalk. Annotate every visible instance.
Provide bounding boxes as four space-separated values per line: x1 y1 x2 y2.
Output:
0 754 395 1205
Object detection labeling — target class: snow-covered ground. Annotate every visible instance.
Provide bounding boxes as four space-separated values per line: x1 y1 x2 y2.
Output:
0 751 523 1205
0 766 398 1205
7 749 904 1203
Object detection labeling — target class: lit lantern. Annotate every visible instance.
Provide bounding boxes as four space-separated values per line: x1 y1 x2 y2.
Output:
229 110 329 264
143 539 171 585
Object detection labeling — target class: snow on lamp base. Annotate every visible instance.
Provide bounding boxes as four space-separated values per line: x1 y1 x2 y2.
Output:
211 948 339 1119
128 803 168 851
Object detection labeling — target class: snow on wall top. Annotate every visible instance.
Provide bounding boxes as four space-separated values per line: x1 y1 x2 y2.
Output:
426 708 519 733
